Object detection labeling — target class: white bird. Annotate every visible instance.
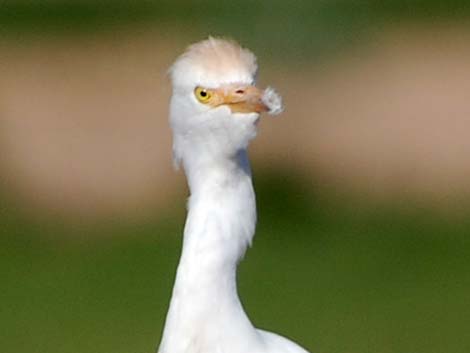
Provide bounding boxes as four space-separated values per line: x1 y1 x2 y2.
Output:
158 37 310 353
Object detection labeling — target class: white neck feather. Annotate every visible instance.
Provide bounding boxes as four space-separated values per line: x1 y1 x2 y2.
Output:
158 148 259 353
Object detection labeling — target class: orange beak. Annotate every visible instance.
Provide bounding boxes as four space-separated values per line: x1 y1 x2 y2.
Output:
210 85 269 114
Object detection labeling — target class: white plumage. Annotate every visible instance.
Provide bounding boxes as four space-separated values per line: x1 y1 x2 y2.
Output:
158 37 309 353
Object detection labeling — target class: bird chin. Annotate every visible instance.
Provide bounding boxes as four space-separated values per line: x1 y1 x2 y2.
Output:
232 112 260 124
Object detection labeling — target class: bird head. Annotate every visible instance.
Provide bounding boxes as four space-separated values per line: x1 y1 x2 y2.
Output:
168 37 282 168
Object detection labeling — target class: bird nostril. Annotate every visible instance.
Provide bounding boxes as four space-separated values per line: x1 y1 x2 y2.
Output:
235 89 245 94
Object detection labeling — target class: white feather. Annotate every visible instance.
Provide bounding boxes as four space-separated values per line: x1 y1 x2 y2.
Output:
262 87 284 115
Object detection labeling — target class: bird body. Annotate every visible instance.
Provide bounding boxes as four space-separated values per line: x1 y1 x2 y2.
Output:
158 37 309 353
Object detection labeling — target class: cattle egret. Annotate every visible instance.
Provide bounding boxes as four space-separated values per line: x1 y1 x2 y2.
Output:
158 37 309 353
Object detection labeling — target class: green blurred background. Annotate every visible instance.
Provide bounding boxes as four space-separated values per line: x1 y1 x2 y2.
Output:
2 1 470 353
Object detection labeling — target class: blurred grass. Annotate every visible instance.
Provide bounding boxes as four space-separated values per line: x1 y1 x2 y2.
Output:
2 172 470 353
1 1 470 63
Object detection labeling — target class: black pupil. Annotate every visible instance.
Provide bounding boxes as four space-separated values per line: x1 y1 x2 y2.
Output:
200 90 207 97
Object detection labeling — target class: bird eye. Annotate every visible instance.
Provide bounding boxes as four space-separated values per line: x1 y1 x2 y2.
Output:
195 87 212 103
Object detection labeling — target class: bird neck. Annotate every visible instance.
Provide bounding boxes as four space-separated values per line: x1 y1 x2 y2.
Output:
181 147 256 282
159 149 258 352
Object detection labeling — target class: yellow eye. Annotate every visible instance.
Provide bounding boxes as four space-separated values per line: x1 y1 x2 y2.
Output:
195 87 212 103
